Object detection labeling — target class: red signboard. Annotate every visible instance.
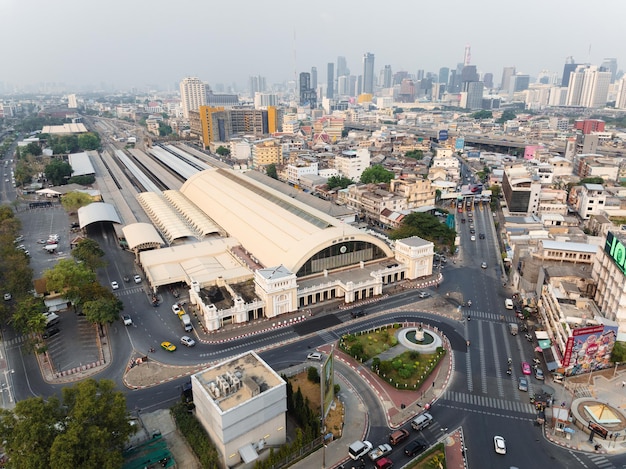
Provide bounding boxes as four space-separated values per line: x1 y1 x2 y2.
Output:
573 325 604 336
563 336 574 367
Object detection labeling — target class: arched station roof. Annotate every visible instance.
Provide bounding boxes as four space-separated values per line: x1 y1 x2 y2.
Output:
122 223 165 251
77 202 122 228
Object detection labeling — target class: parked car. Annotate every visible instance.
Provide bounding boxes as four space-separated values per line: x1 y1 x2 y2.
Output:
479 233 485 239
42 327 60 339
470 235 476 241
161 341 177 352
481 262 487 269
3 293 11 301
180 336 196 347
418 291 430 298
172 304 181 315
307 352 322 361
351 310 366 318
521 362 532 375
493 435 506 454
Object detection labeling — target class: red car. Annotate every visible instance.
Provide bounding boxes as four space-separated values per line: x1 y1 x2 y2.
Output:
521 362 531 375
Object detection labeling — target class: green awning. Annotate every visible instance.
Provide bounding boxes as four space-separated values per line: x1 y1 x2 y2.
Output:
538 339 552 350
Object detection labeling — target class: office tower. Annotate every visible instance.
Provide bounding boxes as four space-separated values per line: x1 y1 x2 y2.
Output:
327 63 334 99
311 67 317 90
616 77 626 109
254 92 278 109
393 71 409 86
337 56 349 77
299 72 317 107
398 79 416 102
249 75 266 95
383 65 392 88
482 73 493 89
417 69 425 81
566 65 611 108
461 65 478 83
465 81 484 109
509 74 530 96
357 75 363 96
337 75 349 96
438 67 450 86
561 57 578 87
500 67 516 91
601 58 618 83
348 75 357 96
180 76 206 119
362 52 375 94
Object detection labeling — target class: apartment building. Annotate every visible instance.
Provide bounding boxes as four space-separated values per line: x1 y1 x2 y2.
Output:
334 149 370 181
252 138 282 168
593 231 626 333
501 165 542 215
574 183 607 220
389 178 436 209
180 77 206 119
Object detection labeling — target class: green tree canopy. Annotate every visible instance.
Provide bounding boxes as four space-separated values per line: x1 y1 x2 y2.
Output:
68 174 95 185
77 132 101 150
0 379 132 469
44 259 97 305
82 296 123 336
45 159 73 186
389 212 456 252
496 110 517 124
216 145 230 156
22 141 42 156
71 238 106 271
405 150 423 160
471 110 493 120
327 175 353 190
360 165 394 184
61 191 93 212
266 163 278 179
12 296 47 334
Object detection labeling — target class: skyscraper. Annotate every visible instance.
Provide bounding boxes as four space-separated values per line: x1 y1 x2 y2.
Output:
249 75 266 95
180 77 206 119
383 65 392 88
566 65 611 108
438 67 450 86
601 58 618 83
561 57 578 87
500 67 516 91
362 52 375 94
337 56 349 77
311 67 317 90
299 72 317 107
327 63 334 99
483 73 493 89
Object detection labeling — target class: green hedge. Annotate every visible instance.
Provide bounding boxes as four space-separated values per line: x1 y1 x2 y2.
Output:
171 402 220 468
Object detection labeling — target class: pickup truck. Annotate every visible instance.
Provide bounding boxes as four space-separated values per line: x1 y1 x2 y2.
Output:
368 443 392 461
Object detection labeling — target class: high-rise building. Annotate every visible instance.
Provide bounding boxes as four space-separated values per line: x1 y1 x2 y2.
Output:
417 69 425 81
616 77 626 109
561 57 578 87
461 65 478 84
299 72 317 107
362 52 375 94
566 65 611 108
601 58 618 83
500 67 516 91
67 94 78 109
509 74 530 97
349 75 357 97
483 73 493 89
337 56 349 77
327 63 334 99
438 67 450 86
337 76 349 96
180 77 206 119
356 75 363 96
464 81 484 110
311 67 317 90
383 65 392 89
249 75 266 95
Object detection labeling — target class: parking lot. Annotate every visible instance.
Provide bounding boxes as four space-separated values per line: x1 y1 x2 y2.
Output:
17 203 100 373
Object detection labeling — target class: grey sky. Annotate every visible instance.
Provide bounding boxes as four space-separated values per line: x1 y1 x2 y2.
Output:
1 0 624 91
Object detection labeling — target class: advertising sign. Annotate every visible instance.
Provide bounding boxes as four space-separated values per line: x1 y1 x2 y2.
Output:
455 137 465 151
321 349 335 419
604 231 626 274
563 324 618 375
438 130 449 141
467 151 481 158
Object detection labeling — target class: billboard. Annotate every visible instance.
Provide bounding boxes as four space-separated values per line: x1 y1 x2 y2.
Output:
321 349 335 419
467 151 481 158
455 137 465 151
563 324 618 375
604 231 626 275
438 130 449 141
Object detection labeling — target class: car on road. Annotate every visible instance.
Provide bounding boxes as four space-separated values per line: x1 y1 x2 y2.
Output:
481 262 487 269
348 440 373 460
351 310 366 318
42 327 60 339
161 341 177 352
111 281 119 290
307 352 322 361
133 275 142 283
180 336 196 347
479 233 485 239
521 362 531 375
404 439 427 457
518 377 528 392
493 435 506 454
469 228 475 234
470 235 476 241
418 291 430 298
535 368 544 380
368 443 392 461
122 314 133 326
172 304 181 314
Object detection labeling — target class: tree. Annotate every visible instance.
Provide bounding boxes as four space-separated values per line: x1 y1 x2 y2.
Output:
77 133 101 151
266 163 278 179
82 296 123 336
68 174 95 185
496 110 516 124
611 341 626 363
389 212 456 252
216 146 230 157
158 123 173 136
360 165 394 184
44 259 97 306
489 184 502 199
327 175 353 190
23 141 42 156
11 296 47 334
405 150 423 160
71 238 106 271
0 379 132 469
45 159 73 186
61 191 93 212
471 110 492 120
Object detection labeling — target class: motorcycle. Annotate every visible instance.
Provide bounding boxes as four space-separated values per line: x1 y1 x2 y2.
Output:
525 333 533 342
506 368 512 375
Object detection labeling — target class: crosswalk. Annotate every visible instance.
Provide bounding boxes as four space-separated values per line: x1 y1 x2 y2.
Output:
466 309 513 322
586 453 616 469
440 390 536 415
113 286 144 296
3 335 31 347
317 330 339 342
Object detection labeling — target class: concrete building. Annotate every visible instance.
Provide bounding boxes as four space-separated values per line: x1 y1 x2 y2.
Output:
575 183 607 220
362 52 375 94
501 165 542 215
180 77 206 119
566 65 611 108
593 231 626 334
191 351 286 468
334 149 370 181
252 139 282 168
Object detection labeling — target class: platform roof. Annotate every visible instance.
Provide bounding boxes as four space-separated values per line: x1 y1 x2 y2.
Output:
77 202 121 228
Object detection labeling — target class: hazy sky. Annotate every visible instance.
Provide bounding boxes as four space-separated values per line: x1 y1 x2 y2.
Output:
1 0 624 92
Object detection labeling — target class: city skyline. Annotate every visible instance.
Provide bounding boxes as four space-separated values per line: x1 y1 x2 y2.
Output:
0 0 624 92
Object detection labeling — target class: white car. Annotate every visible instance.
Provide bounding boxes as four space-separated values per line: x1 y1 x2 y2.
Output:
111 281 119 290
494 435 506 454
133 275 142 284
172 304 181 314
470 235 476 241
307 352 322 361
180 336 196 347
3 293 11 301
122 314 133 326
481 262 487 269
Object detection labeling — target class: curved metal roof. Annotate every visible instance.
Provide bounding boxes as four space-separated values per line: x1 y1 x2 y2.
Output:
122 223 164 251
136 192 196 243
77 202 121 228
162 190 222 237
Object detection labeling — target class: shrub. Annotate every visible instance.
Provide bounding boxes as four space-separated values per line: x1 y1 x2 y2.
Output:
171 402 220 468
307 366 320 383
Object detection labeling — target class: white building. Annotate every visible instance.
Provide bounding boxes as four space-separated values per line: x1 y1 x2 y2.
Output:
576 183 607 220
191 351 286 468
67 94 78 109
286 161 319 186
335 149 370 181
180 77 207 119
566 66 611 108
254 93 278 109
